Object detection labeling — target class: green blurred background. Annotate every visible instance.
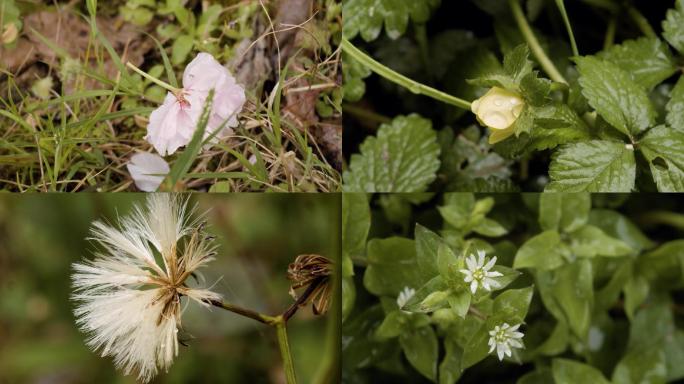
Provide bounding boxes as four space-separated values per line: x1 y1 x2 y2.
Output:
0 194 340 384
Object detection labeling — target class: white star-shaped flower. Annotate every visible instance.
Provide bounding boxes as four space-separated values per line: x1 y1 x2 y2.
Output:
459 250 503 294
396 286 415 312
488 323 525 360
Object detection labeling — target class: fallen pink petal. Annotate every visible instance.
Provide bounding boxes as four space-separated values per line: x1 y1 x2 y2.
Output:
146 52 246 156
126 152 170 192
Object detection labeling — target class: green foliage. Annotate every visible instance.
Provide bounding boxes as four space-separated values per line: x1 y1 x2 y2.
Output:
575 56 655 138
546 140 636 192
596 37 677 91
344 114 441 192
343 0 441 41
343 193 684 383
639 125 684 191
343 1 684 191
663 0 684 54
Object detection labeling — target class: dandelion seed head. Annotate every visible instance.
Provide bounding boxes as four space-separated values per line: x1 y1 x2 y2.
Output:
72 194 221 383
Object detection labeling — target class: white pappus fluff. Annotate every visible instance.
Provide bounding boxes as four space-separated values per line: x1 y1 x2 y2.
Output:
71 194 221 383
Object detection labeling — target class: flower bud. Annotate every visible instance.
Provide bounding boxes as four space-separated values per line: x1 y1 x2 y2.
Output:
471 87 525 144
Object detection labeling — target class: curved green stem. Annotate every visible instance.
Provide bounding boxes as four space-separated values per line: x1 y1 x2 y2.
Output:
555 0 579 57
209 299 277 324
341 38 472 110
604 15 617 50
275 318 297 384
508 0 568 84
626 5 656 38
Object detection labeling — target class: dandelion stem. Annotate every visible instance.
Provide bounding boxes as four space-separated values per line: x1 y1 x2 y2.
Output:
126 62 181 94
509 0 568 84
275 318 297 384
341 38 472 110
208 299 277 324
210 299 299 384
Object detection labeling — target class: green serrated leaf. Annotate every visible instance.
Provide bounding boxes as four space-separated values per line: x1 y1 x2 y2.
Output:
575 56 655 138
663 0 684 54
666 76 684 129
342 0 441 41
504 44 534 83
343 114 441 192
546 140 636 192
639 125 684 192
343 52 372 101
597 37 677 90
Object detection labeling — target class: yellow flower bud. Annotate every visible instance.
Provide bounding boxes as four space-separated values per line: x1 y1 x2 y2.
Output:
471 87 525 144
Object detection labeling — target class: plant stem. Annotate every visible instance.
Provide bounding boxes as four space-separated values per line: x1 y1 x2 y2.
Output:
555 0 579 57
603 15 617 50
126 62 180 94
638 211 684 231
275 317 297 384
508 0 568 84
625 5 656 38
210 300 298 383
208 299 278 324
341 38 472 110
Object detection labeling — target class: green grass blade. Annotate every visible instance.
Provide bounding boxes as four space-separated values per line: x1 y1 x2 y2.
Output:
145 32 178 89
165 90 214 189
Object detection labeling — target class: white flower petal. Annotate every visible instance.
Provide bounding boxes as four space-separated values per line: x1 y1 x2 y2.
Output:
470 280 478 294
484 256 497 271
465 255 477 271
127 152 170 192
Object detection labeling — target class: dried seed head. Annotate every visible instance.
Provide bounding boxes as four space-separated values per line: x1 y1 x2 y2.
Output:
287 254 333 315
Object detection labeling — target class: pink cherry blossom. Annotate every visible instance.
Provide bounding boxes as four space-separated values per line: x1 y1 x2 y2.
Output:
146 53 246 156
126 152 170 192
